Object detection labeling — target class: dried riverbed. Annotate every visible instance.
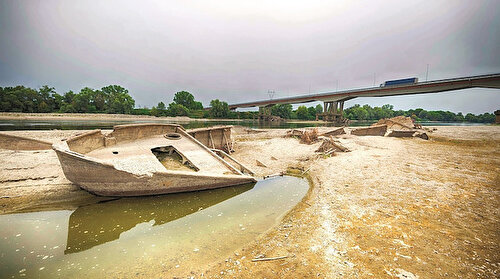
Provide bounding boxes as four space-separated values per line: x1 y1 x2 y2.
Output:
1 125 499 278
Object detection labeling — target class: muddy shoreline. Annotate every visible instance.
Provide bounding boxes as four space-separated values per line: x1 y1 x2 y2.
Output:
1 125 499 278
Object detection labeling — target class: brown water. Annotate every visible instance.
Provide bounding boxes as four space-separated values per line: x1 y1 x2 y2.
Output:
0 176 309 278
0 119 487 131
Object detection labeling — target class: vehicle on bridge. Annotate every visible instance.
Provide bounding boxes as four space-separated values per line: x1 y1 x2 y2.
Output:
381 77 418 87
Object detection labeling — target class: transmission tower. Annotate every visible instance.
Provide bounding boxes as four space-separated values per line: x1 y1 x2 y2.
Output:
268 90 275 100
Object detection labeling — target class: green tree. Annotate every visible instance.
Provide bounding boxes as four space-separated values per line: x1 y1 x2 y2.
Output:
167 103 189 116
173 91 197 110
73 87 96 113
270 104 292 119
193 101 203 110
209 99 229 118
93 90 107 112
63 90 75 104
150 106 160 117
38 85 57 112
315 104 323 114
307 106 317 119
101 85 135 114
157 102 167 116
296 105 309 120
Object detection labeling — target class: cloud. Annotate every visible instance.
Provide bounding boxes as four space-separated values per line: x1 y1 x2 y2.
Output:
0 0 499 113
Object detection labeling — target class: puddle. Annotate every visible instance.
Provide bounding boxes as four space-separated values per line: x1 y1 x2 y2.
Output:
0 176 309 278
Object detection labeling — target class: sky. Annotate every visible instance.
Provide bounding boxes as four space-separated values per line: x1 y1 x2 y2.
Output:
0 0 499 114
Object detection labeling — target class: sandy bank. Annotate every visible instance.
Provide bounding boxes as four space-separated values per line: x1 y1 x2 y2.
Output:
0 125 499 278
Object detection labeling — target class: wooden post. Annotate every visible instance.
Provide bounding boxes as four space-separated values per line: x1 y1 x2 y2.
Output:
208 130 215 149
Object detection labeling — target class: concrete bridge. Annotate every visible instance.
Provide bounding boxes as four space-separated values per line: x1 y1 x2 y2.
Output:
228 73 500 122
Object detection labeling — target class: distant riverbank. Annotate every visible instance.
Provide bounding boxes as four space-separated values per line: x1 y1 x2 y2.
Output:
0 112 491 131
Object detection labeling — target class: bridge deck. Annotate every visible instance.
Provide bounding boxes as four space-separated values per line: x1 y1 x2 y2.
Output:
226 73 500 109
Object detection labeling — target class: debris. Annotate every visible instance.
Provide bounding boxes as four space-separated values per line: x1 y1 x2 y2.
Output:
244 128 267 134
414 132 429 140
300 128 319 144
256 160 268 168
271 156 278 161
315 137 350 153
285 129 305 137
263 172 284 179
301 166 313 175
387 130 417 138
251 255 288 262
351 124 388 136
387 130 429 140
320 127 346 137
373 116 417 130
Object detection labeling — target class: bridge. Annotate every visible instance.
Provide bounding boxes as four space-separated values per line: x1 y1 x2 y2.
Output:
228 73 500 122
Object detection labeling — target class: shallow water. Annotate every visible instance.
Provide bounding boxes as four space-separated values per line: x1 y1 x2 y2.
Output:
0 176 309 278
0 119 328 130
0 119 487 131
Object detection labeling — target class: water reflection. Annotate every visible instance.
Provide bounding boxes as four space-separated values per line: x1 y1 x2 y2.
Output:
0 119 340 131
0 176 308 278
65 183 254 254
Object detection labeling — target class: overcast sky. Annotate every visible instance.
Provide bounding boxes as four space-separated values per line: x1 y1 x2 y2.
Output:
1 0 499 113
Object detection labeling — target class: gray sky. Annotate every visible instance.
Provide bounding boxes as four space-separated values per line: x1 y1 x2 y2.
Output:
1 0 499 113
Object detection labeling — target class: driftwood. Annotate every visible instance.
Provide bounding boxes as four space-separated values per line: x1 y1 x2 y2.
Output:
256 159 268 168
285 129 304 137
300 128 319 144
301 166 313 175
316 137 350 153
251 255 288 262
320 127 346 137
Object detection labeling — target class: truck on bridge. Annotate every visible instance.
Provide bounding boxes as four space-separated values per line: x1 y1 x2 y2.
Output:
381 77 418 87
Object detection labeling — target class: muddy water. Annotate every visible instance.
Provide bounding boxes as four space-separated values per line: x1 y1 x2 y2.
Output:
0 119 487 131
0 176 309 278
0 119 338 130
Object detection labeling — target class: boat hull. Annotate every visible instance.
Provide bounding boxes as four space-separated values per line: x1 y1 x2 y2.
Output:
55 148 256 196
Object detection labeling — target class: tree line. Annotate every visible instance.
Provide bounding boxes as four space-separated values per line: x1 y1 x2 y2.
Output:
343 104 495 123
0 85 495 123
0 85 135 114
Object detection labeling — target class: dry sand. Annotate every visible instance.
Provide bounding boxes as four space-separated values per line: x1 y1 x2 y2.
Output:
1 125 499 278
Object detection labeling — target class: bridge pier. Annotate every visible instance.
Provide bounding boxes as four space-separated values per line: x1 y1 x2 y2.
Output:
258 105 281 121
318 101 346 124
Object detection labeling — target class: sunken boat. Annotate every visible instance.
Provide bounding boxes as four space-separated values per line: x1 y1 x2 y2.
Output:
53 123 256 196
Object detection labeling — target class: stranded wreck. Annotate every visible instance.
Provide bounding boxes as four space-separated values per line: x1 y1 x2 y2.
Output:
53 123 256 196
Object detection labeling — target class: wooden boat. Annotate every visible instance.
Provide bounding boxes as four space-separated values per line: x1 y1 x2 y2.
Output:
53 123 256 196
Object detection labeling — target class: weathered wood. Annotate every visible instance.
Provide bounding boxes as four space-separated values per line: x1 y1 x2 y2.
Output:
351 124 387 136
223 130 231 154
256 160 268 168
53 124 256 197
251 255 288 262
320 127 346 137
208 130 215 149
387 130 417 138
212 148 255 175
0 133 52 150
